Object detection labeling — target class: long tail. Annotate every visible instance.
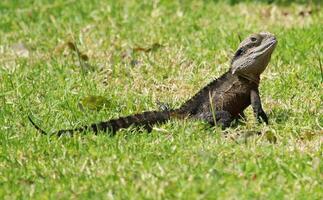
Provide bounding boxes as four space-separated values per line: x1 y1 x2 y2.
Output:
28 110 178 136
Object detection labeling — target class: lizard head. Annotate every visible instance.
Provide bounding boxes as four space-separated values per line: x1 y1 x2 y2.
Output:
231 32 277 83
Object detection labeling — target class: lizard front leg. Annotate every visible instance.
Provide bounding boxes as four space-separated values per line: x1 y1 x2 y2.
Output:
250 89 268 124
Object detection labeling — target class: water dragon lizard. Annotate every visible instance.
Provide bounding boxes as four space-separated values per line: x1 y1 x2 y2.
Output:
28 32 277 136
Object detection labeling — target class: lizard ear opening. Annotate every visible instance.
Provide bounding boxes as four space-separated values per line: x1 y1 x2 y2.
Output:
231 48 244 72
234 48 243 58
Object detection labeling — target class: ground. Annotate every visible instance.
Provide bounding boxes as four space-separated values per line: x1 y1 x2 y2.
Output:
0 0 322 199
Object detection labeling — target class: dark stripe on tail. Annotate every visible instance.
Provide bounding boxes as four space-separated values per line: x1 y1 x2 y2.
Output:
92 110 172 135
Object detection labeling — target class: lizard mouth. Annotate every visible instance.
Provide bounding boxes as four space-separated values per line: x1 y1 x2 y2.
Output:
265 38 277 49
251 37 277 58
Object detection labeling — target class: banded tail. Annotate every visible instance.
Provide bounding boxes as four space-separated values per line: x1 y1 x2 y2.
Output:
28 110 179 136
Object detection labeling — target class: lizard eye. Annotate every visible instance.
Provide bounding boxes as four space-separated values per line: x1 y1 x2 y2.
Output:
250 37 257 42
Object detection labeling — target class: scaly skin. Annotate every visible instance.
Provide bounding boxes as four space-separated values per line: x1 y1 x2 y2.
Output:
28 32 277 136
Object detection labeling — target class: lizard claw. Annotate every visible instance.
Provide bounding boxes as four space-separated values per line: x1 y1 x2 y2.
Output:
257 111 269 125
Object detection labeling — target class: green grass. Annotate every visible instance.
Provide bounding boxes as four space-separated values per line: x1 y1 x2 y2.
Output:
0 0 322 199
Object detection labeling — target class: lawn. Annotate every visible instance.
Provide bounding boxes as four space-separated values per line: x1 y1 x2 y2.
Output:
0 0 322 199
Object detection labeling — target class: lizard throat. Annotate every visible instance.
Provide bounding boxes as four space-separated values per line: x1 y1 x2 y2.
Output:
237 73 260 85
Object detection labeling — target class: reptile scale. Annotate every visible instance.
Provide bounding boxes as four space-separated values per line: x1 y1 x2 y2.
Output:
29 32 277 136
